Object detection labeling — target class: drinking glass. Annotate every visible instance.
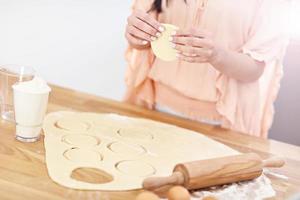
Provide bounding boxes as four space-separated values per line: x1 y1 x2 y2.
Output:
0 65 35 122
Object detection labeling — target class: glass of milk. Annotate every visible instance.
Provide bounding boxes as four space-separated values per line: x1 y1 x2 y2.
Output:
12 77 51 142
0 65 35 122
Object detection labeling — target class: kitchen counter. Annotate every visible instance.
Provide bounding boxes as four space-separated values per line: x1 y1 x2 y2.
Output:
0 85 299 200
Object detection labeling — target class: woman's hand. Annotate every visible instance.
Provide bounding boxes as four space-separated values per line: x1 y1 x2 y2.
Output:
170 28 220 63
126 10 164 49
170 28 264 82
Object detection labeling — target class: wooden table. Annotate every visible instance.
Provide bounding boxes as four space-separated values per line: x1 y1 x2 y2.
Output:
0 85 299 200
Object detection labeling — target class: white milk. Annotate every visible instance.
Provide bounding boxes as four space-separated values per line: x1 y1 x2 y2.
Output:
13 77 51 142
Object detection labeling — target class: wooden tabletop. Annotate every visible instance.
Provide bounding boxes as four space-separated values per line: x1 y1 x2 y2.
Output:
0 85 299 200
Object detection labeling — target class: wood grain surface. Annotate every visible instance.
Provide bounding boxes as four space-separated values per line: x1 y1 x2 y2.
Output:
0 85 299 200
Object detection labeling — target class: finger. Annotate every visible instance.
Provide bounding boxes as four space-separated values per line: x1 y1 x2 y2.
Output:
125 32 148 46
128 15 161 38
177 54 209 63
180 52 198 57
127 25 157 42
173 44 213 57
174 28 211 38
170 36 214 48
134 10 164 32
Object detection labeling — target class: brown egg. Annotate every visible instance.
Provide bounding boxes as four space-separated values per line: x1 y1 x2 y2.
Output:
135 191 160 200
167 186 190 200
203 196 218 200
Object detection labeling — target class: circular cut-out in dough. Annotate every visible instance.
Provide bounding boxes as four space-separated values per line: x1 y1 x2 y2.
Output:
63 148 103 163
117 128 154 141
115 160 156 177
62 134 100 147
55 118 91 132
151 23 179 61
107 142 146 157
71 167 113 184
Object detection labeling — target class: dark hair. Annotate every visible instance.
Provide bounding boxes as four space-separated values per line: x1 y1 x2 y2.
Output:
150 0 186 13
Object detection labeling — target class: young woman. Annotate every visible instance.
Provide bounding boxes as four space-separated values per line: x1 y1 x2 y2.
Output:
124 0 289 138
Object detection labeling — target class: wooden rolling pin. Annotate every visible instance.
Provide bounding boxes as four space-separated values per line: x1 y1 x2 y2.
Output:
143 153 285 191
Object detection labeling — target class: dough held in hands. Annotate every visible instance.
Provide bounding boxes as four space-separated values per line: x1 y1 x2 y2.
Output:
151 23 179 61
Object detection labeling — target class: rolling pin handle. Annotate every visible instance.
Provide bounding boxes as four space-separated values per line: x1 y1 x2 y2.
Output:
143 171 185 191
262 157 285 168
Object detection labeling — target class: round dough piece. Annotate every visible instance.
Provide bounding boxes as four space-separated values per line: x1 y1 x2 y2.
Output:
63 148 103 163
151 23 179 61
115 161 155 177
107 142 146 157
62 134 100 147
56 118 90 132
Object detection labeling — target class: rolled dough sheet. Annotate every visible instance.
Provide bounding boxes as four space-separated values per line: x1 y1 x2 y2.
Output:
43 111 239 191
151 23 179 61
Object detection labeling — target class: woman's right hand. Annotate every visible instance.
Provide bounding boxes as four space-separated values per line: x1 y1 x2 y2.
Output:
125 9 164 49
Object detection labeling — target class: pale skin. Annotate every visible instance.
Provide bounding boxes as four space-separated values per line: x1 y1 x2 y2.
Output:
125 10 265 83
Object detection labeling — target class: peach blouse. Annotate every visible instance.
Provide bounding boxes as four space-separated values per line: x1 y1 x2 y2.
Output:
124 0 289 138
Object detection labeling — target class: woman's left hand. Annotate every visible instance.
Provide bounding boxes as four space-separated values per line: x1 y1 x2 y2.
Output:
170 28 220 63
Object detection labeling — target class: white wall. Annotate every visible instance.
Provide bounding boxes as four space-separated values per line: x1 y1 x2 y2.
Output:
0 0 131 99
270 41 300 146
